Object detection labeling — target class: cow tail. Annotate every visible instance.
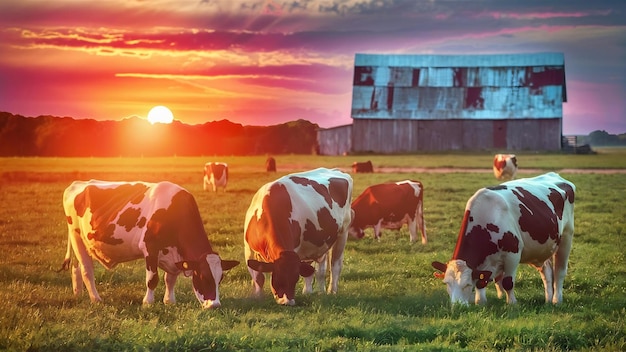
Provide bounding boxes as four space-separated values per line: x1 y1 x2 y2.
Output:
56 237 72 273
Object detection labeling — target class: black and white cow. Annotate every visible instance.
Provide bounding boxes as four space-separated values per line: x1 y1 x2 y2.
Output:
432 172 575 305
60 180 239 308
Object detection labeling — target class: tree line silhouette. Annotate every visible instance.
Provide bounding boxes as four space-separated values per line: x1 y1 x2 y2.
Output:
0 112 320 156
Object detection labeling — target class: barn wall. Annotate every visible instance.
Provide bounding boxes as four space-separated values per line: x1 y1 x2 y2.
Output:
348 53 566 154
504 118 562 150
351 118 561 153
317 125 352 155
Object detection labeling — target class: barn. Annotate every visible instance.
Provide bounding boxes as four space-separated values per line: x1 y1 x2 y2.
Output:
318 52 567 155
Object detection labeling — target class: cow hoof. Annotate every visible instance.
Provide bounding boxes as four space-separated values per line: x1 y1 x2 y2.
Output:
202 301 221 309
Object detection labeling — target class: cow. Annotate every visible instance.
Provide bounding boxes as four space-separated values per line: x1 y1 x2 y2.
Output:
203 162 228 192
432 172 575 305
493 154 518 181
352 160 374 173
244 168 353 306
266 157 276 172
59 180 239 309
349 180 427 244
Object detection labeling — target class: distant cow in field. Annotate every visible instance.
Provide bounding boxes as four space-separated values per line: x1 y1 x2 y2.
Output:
204 162 228 192
432 172 575 305
59 180 239 308
349 180 427 244
266 157 276 172
493 154 517 181
244 168 353 306
352 160 374 173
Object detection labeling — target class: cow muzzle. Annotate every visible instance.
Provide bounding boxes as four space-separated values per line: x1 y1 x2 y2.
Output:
275 294 296 306
201 299 221 309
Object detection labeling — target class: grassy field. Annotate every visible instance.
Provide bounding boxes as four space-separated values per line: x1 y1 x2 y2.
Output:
1 151 625 351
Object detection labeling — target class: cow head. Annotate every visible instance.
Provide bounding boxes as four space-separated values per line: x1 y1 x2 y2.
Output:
432 260 492 305
247 251 315 306
176 253 239 309
348 226 365 239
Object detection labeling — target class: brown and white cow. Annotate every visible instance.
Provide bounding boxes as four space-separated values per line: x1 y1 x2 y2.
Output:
352 160 374 173
203 162 228 192
493 154 518 181
60 180 239 308
349 180 427 244
244 168 353 306
432 172 575 305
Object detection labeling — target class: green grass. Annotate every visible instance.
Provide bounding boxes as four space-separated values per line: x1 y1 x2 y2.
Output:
1 152 625 351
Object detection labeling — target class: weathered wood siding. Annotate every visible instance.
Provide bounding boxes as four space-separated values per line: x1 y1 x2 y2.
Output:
351 118 561 153
317 125 352 155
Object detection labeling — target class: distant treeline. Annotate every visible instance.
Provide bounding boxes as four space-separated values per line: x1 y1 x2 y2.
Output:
577 130 626 147
0 112 320 156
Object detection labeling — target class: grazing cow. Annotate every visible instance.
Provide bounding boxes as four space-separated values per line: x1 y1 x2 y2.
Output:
266 157 277 172
352 160 374 173
349 180 427 244
493 154 518 181
432 172 575 305
203 162 228 192
59 180 239 308
244 168 353 306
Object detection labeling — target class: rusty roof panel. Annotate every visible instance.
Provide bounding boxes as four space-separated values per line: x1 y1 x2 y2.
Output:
351 53 565 120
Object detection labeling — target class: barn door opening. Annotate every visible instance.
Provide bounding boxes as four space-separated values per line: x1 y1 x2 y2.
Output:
493 120 507 149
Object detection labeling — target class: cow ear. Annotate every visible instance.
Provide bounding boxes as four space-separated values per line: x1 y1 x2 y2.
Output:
431 261 447 273
221 260 240 271
473 270 492 289
247 259 274 273
433 272 445 279
175 261 197 271
299 262 315 277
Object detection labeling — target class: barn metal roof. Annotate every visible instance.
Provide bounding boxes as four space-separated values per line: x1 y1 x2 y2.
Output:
355 52 564 68
351 52 566 121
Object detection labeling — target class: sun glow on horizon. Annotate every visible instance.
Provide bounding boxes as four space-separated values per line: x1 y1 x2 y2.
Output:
147 105 174 124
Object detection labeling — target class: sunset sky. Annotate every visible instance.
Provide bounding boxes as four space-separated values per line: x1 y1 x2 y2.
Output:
0 0 624 134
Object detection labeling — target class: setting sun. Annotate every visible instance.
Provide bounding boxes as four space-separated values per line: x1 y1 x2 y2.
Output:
147 106 174 124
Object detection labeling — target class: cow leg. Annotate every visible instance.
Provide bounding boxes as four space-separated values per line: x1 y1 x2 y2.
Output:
500 258 520 304
552 226 574 304
494 279 505 299
248 267 265 297
203 177 209 191
143 257 159 305
327 233 348 294
316 254 328 293
302 274 313 294
163 271 178 304
71 263 83 296
416 202 427 245
535 259 554 303
407 218 418 243
374 221 382 241
69 232 102 302
475 287 488 305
